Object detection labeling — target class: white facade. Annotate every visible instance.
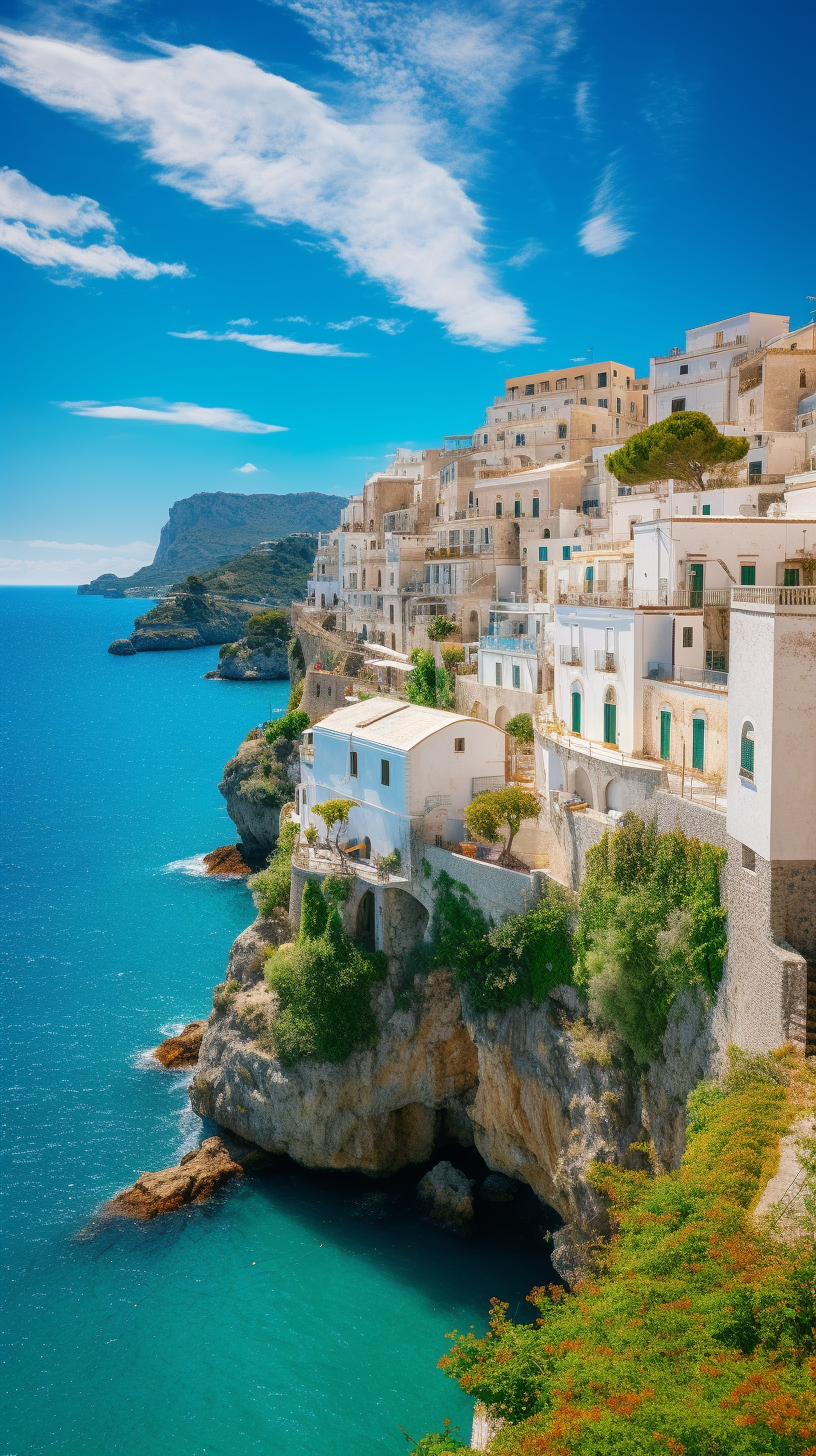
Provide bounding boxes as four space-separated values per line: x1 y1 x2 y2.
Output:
551 606 644 754
649 312 790 426
726 596 816 862
632 517 816 603
299 697 506 861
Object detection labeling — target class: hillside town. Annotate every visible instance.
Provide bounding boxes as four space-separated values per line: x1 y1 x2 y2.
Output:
288 308 816 1061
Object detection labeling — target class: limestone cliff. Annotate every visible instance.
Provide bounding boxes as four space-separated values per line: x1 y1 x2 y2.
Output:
189 913 712 1229
219 733 300 863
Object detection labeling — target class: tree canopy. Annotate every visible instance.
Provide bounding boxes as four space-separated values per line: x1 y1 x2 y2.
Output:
606 410 749 491
464 786 540 860
312 798 357 849
405 648 455 710
426 614 459 642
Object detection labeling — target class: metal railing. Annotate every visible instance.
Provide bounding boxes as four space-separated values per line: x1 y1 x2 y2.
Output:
732 585 816 606
646 663 729 690
558 591 633 608
594 650 616 672
560 645 582 665
481 634 538 654
472 775 506 796
634 588 730 608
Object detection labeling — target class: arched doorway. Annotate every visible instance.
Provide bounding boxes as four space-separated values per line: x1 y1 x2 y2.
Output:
692 711 706 771
603 687 617 746
468 609 480 642
570 686 582 734
573 766 593 807
356 890 375 949
605 777 625 812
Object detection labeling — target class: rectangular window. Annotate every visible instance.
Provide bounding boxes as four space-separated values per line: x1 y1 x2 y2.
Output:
597 372 607 387
683 626 693 648
495 501 502 517
468 490 474 507
660 710 671 760
740 564 756 585
616 397 621 413
591 423 596 434
389 604 395 622
800 370 807 388
714 330 723 346
556 377 567 390
532 496 540 517
514 499 521 517
512 664 521 689
525 383 535 395
740 736 755 778
671 397 686 412
784 568 800 586
495 663 502 687
349 751 358 777
679 364 688 375
574 375 584 387
597 397 607 409
380 759 390 786
538 546 548 562
702 504 711 515
558 423 567 438
454 737 465 753
562 545 571 561
515 433 526 446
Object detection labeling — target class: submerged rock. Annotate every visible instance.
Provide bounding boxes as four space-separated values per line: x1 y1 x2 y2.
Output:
154 1020 208 1068
480 1172 517 1203
108 637 137 655
418 1161 475 1231
203 844 252 876
106 1137 243 1220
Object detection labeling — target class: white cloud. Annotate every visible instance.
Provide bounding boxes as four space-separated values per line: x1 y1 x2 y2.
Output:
578 165 633 257
0 29 535 346
0 166 187 279
574 80 593 134
171 328 365 357
326 314 406 333
507 240 544 270
0 536 157 584
228 316 255 325
233 462 264 472
58 399 286 432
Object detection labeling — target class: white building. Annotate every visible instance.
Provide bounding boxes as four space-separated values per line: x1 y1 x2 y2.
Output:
649 312 789 426
298 697 507 865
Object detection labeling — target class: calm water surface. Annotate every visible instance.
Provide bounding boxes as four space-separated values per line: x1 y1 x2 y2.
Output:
1 588 552 1456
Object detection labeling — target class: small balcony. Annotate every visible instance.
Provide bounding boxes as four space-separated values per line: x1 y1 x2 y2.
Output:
646 662 728 691
482 633 538 654
560 645 582 666
594 650 616 672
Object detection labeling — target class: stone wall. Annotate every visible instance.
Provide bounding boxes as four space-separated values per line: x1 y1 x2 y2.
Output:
300 669 356 723
456 675 549 728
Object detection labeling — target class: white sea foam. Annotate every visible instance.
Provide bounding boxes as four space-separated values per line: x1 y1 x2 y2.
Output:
163 854 208 877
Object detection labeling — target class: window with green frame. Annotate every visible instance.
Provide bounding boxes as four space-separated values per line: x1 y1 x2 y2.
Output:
603 699 617 745
740 564 756 585
784 568 800 586
571 689 581 733
538 546 548 561
692 715 705 771
740 722 755 780
563 545 571 561
532 496 540 517
660 709 671 760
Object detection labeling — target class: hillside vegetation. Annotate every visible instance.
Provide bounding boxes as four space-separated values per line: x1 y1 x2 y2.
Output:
173 534 317 602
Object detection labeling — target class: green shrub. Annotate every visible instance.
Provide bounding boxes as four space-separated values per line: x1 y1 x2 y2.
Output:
427 614 459 641
288 678 304 711
239 774 289 808
574 814 727 1065
246 608 289 646
265 906 387 1063
265 709 310 743
434 1051 816 1455
425 870 575 1013
248 821 298 916
219 642 239 659
410 1421 471 1453
441 644 465 670
505 713 533 744
464 787 540 860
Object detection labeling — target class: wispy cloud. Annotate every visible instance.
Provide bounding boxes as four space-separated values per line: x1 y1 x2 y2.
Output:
233 462 265 472
325 315 406 334
507 240 544 270
574 80 593 134
228 316 256 326
0 28 536 347
0 166 187 280
58 399 286 432
578 164 633 257
171 328 365 357
0 536 157 584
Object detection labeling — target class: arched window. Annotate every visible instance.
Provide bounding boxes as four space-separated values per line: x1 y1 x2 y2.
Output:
571 685 582 734
659 706 671 761
740 721 755 780
603 686 617 746
543 528 550 538
692 711 706 771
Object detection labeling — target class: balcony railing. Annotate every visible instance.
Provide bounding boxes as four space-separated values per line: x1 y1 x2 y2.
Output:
594 650 616 672
481 634 538 654
732 584 816 606
646 663 728 690
560 645 582 665
634 588 730 608
558 591 633 608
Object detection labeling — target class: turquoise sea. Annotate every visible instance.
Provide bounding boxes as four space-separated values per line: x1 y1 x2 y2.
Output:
1 587 553 1456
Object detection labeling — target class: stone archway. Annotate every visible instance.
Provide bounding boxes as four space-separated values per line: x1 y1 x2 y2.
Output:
605 777 625 812
495 705 510 729
573 766 593 807
381 890 430 960
471 701 488 721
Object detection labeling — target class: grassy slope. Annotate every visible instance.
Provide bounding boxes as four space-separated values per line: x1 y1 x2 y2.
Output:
176 535 317 603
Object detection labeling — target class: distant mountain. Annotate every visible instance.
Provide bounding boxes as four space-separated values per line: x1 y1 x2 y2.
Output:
173 535 318 604
78 491 344 596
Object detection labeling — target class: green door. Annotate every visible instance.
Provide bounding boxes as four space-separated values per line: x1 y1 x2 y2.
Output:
571 690 581 733
692 717 705 771
688 562 703 606
660 709 671 760
585 566 594 592
603 701 617 745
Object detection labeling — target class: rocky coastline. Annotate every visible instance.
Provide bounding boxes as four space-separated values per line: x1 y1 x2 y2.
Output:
108 590 257 655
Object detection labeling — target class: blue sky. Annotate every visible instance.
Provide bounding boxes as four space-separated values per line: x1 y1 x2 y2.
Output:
0 0 812 583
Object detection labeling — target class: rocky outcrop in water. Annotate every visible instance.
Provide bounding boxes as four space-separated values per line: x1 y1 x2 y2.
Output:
108 591 256 654
154 1020 208 1068
106 1137 244 1219
189 912 713 1232
219 733 300 862
418 1161 475 1232
207 642 289 680
108 637 137 656
203 845 252 876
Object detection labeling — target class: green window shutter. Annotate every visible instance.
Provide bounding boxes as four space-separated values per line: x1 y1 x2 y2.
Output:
784 568 800 586
512 664 520 689
532 497 540 517
563 545 571 561
692 717 705 771
660 710 671 760
571 691 581 733
585 566 594 590
702 503 711 515
603 701 617 745
740 564 756 585
741 735 754 776
538 546 548 562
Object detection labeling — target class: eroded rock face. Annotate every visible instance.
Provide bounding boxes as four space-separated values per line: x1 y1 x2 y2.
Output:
189 917 714 1232
106 1137 243 1220
203 845 252 876
211 643 289 680
418 1161 475 1231
219 735 300 860
154 1020 208 1068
